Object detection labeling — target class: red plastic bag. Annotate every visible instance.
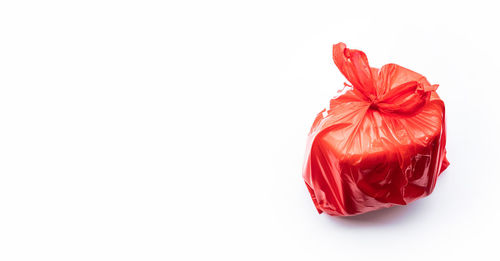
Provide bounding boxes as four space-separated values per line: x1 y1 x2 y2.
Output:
303 43 449 216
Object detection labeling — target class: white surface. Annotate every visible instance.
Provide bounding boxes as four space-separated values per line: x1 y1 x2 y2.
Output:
0 1 499 260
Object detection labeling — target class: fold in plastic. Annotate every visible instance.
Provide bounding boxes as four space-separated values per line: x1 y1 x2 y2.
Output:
303 43 449 216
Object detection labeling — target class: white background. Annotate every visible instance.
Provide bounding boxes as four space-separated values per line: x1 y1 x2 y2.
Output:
0 1 499 260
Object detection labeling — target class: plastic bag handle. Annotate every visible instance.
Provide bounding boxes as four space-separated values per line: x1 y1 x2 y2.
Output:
332 43 437 116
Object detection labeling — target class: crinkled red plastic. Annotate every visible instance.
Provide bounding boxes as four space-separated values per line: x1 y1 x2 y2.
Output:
303 43 449 216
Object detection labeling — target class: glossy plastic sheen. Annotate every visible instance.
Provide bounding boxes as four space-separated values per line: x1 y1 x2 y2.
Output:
303 43 449 216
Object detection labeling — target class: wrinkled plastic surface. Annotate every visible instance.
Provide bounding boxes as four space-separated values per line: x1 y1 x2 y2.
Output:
303 43 449 216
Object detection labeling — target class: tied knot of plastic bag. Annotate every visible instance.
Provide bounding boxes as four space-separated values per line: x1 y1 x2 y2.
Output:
333 43 438 116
